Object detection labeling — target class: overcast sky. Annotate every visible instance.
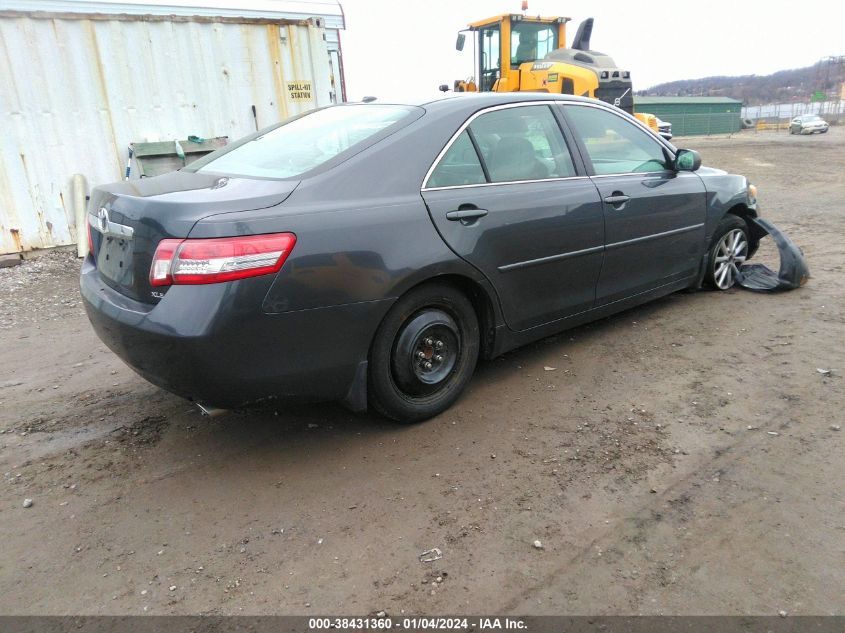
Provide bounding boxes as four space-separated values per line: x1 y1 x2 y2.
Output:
337 0 845 101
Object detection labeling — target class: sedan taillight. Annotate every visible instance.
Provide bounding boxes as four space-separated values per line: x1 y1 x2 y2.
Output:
150 233 297 287
87 219 95 256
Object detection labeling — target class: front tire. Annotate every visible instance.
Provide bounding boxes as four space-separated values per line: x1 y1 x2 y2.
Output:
369 283 480 423
705 216 749 291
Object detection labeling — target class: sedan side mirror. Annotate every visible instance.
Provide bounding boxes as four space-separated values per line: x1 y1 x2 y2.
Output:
674 149 701 172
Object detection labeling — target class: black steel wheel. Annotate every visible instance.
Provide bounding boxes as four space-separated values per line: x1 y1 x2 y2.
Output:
369 283 479 423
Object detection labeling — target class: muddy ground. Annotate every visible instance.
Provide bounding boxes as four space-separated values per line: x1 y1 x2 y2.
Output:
0 129 843 616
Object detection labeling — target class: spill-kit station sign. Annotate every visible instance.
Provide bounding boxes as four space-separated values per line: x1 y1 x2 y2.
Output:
287 80 313 101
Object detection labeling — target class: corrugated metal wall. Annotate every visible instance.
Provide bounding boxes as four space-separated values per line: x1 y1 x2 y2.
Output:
0 13 333 254
635 99 742 136
653 107 741 136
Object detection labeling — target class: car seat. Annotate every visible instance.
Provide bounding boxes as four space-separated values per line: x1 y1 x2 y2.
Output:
488 136 549 182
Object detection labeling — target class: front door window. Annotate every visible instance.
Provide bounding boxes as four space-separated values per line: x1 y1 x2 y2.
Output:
565 105 669 175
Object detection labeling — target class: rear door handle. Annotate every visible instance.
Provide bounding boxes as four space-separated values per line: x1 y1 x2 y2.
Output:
603 194 630 205
446 208 488 221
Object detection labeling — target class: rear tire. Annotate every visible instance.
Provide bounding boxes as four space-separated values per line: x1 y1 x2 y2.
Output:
705 215 749 291
369 283 479 423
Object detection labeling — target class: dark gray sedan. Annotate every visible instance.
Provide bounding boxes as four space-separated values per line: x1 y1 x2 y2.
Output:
81 93 761 422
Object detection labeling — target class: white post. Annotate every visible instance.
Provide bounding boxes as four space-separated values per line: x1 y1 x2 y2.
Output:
73 174 88 258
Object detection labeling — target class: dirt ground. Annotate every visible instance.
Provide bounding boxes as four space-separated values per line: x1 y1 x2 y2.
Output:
1 128 843 616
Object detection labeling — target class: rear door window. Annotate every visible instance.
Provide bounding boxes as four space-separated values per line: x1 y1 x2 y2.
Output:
426 130 486 188
469 105 576 182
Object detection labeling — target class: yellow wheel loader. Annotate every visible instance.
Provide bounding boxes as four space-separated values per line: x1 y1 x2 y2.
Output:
449 13 662 135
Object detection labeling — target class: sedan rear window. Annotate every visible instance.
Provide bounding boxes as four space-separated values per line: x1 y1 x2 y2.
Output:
193 105 417 179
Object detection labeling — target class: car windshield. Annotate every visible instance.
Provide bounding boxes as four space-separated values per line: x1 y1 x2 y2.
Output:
802 115 822 121
192 105 418 179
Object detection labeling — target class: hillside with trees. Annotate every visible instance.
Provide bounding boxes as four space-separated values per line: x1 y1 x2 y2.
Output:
640 58 845 104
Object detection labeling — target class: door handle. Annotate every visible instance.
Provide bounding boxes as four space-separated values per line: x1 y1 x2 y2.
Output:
603 194 630 205
446 208 488 221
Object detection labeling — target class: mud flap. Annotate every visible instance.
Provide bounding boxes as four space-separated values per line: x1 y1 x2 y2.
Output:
737 218 810 292
341 360 369 413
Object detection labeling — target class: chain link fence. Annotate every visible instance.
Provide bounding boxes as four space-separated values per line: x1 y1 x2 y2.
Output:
740 100 845 132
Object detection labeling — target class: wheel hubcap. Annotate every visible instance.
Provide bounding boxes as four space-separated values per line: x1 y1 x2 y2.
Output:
392 309 460 396
713 228 748 289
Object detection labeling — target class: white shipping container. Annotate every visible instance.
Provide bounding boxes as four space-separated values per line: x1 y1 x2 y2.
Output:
0 1 344 254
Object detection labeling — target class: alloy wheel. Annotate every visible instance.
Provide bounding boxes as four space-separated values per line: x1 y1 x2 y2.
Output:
713 228 748 290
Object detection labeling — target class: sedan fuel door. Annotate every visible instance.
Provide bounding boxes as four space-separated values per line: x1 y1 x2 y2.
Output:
562 104 707 306
421 104 605 331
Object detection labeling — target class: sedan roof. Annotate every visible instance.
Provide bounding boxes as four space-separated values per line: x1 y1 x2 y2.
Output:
367 92 599 111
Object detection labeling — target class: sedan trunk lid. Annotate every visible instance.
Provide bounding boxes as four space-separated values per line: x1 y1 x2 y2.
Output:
87 170 298 304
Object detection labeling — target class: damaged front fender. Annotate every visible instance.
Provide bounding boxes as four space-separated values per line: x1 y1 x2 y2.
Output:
738 218 810 292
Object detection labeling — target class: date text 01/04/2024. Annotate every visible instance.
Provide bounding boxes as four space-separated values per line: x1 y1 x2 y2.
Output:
307 618 527 630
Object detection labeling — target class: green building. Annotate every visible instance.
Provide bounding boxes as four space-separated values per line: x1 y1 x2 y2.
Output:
634 96 743 136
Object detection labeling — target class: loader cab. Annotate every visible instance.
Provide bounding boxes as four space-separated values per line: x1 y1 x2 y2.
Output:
458 14 569 92
454 14 635 116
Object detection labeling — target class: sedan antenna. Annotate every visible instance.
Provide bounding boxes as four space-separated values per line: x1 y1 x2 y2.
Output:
361 96 378 103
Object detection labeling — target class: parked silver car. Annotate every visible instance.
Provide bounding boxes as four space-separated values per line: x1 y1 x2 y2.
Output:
789 114 829 135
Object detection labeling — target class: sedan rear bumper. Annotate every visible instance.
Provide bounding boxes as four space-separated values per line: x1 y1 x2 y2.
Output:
80 258 392 409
